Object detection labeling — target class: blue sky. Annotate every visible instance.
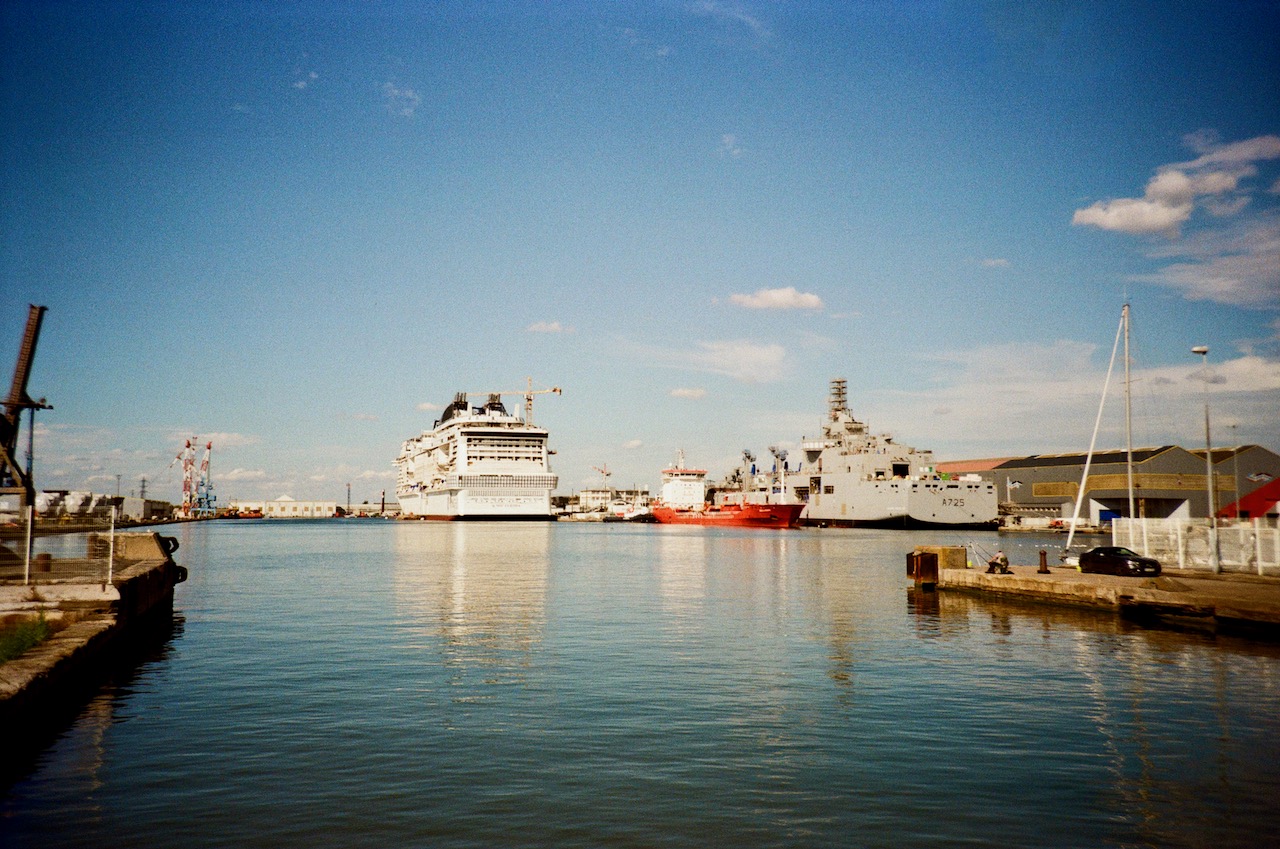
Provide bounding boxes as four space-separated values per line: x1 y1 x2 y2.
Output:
3 1 1278 505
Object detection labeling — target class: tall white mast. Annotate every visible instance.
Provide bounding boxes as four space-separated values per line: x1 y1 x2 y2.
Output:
1065 307 1126 556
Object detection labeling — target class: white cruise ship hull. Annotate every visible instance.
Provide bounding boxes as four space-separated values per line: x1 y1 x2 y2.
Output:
803 477 997 528
398 482 555 520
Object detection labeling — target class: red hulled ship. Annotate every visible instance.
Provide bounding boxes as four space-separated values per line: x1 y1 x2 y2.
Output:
650 502 804 527
650 450 804 529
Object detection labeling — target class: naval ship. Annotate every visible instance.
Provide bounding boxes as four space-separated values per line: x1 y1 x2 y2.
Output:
394 384 560 520
798 379 996 528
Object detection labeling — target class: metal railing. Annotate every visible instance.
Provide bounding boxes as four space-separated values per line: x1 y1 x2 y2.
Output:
1112 517 1279 575
0 506 119 586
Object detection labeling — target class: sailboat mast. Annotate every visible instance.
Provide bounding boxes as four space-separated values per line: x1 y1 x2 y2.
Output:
1124 304 1134 521
1065 306 1126 555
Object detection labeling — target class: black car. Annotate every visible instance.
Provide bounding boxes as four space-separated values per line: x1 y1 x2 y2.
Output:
1079 546 1162 576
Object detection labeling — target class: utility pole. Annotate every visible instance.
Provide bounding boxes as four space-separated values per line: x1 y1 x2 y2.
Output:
1192 345 1220 573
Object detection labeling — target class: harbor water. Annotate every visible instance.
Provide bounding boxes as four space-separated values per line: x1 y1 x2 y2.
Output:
3 521 1279 847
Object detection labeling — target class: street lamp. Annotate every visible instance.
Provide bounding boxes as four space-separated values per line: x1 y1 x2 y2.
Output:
1191 345 1220 572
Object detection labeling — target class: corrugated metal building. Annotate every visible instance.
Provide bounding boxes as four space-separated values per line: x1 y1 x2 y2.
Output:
940 445 1279 522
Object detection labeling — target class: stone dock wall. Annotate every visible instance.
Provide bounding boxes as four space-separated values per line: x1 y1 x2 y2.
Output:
0 533 186 730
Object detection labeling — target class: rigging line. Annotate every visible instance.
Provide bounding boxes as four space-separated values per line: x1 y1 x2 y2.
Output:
1065 306 1126 554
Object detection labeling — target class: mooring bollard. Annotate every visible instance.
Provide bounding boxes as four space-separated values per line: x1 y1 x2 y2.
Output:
1038 549 1050 574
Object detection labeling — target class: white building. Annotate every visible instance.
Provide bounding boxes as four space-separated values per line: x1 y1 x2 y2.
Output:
230 496 338 518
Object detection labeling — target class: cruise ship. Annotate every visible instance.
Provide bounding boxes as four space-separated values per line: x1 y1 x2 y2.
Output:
798 379 997 528
394 385 561 520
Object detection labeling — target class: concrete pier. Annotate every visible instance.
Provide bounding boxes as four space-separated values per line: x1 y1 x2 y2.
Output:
0 532 187 730
930 558 1280 638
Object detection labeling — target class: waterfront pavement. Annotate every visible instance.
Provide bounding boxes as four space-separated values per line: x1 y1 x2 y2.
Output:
937 563 1280 635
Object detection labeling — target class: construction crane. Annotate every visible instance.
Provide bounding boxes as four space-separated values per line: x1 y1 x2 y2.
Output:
465 378 562 424
591 464 612 486
1 305 52 512
169 440 197 518
195 441 215 517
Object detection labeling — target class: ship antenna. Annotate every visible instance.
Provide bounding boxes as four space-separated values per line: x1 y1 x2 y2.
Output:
829 378 848 419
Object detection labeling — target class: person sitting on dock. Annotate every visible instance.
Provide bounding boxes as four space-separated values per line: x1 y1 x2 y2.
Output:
986 550 1011 574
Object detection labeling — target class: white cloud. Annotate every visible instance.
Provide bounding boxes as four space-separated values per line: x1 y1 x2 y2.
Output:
670 388 707 399
897 340 1280 457
618 27 672 59
527 320 573 333
293 70 318 90
1175 133 1280 171
383 82 421 117
719 133 743 158
223 468 267 481
416 402 442 412
690 1 771 39
981 258 1011 268
623 439 644 449
1073 134 1280 309
689 340 788 382
1073 133 1280 238
1135 213 1280 308
729 286 824 310
1072 196 1192 236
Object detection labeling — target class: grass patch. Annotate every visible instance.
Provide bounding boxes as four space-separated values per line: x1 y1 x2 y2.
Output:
0 613 51 663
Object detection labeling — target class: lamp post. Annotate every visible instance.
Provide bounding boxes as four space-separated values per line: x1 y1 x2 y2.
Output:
1191 345 1219 572
1230 423 1240 516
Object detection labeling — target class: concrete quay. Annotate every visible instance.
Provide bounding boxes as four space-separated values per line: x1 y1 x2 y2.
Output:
931 560 1280 638
0 532 187 733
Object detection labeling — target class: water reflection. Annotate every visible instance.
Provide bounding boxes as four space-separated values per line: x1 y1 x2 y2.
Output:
2 610 183 799
907 586 1280 846
10 523 1279 847
655 529 708 623
391 522 551 688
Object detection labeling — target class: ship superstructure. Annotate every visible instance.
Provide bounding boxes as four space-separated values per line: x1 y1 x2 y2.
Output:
657 451 709 508
651 450 804 528
799 379 996 528
395 384 560 520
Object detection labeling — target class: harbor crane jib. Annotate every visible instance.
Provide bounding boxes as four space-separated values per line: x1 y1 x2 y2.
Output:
464 378 561 425
2 305 52 512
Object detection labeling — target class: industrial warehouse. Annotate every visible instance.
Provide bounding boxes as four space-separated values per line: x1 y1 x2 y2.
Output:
940 444 1280 527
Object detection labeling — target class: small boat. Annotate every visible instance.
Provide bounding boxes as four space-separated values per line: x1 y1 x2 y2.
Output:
650 451 804 529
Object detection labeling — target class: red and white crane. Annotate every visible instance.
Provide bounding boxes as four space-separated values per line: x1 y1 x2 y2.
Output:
169 438 215 518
